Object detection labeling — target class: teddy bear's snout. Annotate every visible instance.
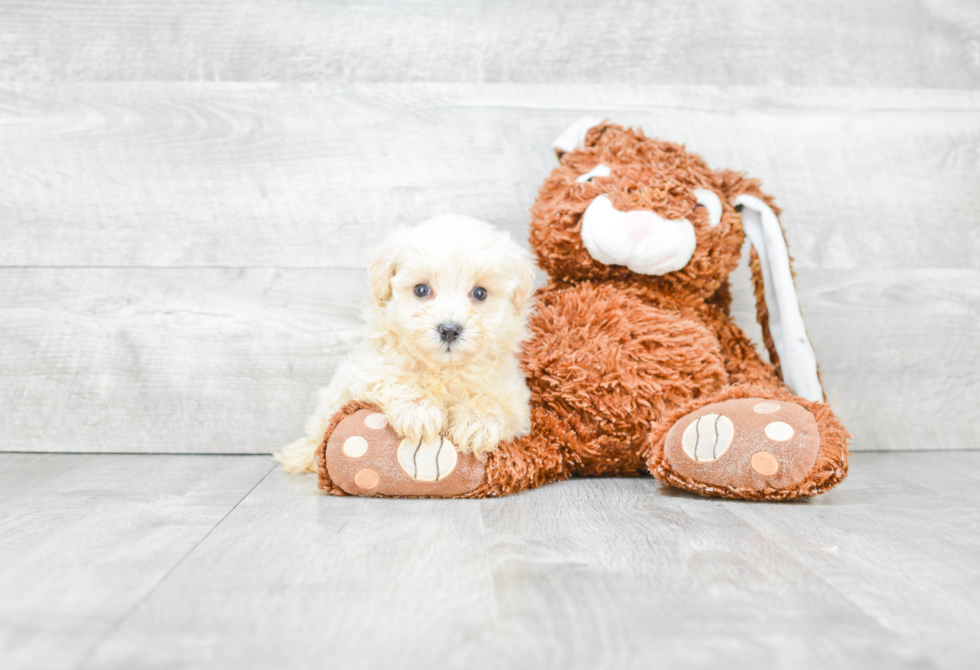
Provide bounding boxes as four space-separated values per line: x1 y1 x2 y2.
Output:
580 194 697 276
622 210 671 243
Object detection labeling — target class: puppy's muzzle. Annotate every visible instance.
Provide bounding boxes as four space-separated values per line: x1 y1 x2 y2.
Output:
437 323 463 343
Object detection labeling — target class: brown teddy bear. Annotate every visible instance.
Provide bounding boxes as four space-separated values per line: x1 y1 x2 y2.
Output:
316 119 850 501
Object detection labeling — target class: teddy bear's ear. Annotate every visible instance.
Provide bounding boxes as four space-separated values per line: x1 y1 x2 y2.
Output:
734 195 824 402
368 243 400 306
551 116 606 159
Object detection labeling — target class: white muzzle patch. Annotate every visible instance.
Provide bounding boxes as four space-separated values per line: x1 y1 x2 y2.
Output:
580 195 697 275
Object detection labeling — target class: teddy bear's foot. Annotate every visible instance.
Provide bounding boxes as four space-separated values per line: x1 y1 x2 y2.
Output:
657 397 827 500
321 407 486 497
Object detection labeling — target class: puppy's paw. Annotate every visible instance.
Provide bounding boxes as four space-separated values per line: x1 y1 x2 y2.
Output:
385 397 448 444
447 405 504 457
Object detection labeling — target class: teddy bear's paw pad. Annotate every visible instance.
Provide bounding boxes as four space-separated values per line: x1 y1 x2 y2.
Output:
325 409 485 497
396 436 457 482
663 398 820 491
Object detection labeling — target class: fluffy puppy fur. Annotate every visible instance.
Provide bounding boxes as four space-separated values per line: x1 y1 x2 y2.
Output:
276 214 536 474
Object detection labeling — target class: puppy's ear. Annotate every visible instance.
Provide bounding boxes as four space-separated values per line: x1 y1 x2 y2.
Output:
368 244 399 306
510 260 536 316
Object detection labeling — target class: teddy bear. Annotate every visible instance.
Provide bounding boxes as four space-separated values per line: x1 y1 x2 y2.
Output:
315 119 850 501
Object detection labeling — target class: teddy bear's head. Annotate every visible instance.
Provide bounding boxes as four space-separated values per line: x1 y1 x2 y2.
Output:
529 119 824 402
530 119 776 299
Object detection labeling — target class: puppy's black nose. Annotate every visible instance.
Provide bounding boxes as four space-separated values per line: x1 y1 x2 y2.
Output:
438 323 463 343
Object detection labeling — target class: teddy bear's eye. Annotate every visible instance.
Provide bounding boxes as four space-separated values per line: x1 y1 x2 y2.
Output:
414 284 431 298
471 287 487 301
575 164 612 183
693 189 723 227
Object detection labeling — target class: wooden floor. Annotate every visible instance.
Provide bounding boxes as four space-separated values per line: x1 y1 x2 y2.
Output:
2 451 978 669
3 1 980 668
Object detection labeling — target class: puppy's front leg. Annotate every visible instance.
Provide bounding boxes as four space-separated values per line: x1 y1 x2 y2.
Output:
382 393 448 445
447 400 505 457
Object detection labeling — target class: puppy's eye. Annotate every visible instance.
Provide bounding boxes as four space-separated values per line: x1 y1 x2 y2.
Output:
471 287 487 301
414 284 431 298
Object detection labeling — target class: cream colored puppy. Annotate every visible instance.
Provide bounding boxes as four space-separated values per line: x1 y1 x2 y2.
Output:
276 214 535 474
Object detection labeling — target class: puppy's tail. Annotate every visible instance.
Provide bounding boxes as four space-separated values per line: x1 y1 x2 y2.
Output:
273 436 319 474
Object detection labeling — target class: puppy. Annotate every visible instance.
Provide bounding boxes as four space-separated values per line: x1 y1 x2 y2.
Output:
276 214 536 474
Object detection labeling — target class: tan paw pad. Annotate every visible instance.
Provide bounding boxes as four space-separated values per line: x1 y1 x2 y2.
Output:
325 408 485 497
664 397 820 492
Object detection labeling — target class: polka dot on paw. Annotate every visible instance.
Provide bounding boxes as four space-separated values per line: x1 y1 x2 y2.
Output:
342 436 368 458
765 421 795 441
753 401 780 414
354 469 379 489
364 413 388 430
751 451 780 476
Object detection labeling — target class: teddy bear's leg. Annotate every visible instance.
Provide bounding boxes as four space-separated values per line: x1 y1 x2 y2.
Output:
462 406 576 498
316 403 572 498
647 386 849 501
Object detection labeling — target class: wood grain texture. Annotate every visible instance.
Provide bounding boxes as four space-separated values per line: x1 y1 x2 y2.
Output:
69 451 980 670
1 84 978 270
2 265 974 454
85 467 498 670
0 453 273 670
0 268 369 454
1 1 979 88
725 452 980 670
797 268 980 453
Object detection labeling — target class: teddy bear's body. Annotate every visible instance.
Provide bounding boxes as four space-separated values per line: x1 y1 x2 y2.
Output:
524 280 758 477
316 121 849 501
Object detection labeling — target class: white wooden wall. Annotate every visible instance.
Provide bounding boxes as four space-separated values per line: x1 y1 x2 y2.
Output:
1 2 978 454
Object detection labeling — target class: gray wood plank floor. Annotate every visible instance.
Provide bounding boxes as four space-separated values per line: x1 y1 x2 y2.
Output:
0 453 274 670
1 452 977 670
